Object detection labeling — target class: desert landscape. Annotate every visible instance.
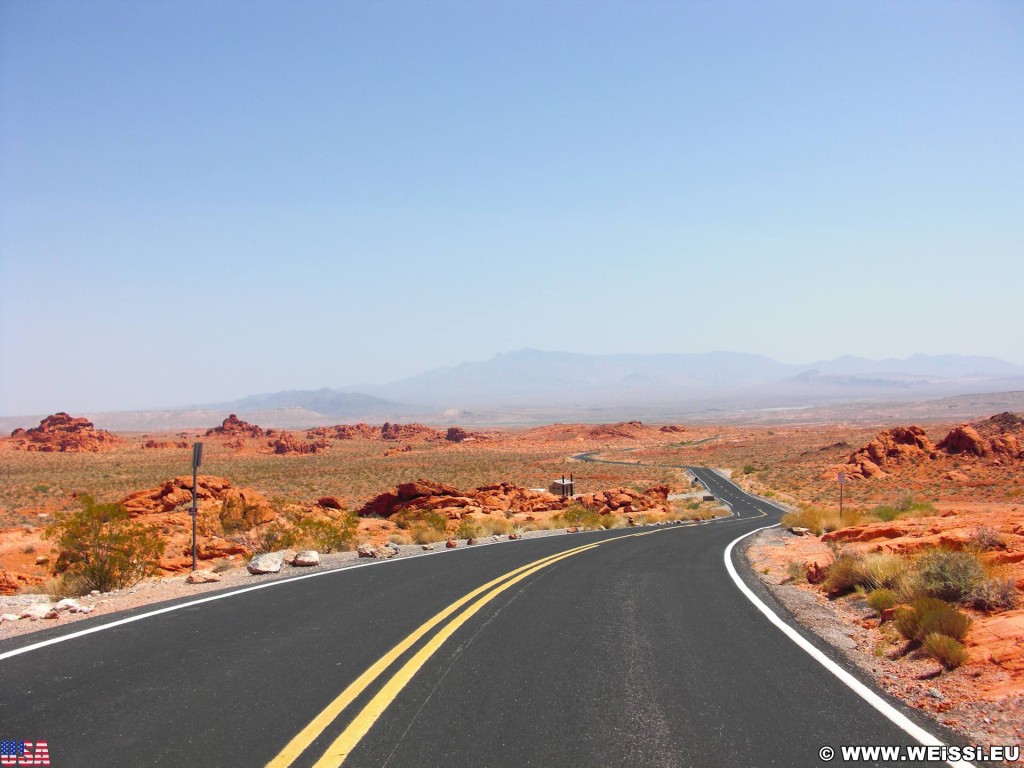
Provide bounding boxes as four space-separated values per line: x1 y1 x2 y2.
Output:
2 406 1023 754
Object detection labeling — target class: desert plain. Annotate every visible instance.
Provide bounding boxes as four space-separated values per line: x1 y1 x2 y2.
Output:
1 406 1023 751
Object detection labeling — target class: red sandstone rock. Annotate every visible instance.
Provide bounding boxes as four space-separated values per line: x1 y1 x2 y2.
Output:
10 413 123 453
937 425 989 457
205 414 264 438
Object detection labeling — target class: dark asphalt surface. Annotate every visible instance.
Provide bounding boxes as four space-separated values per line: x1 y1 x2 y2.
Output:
0 468 961 767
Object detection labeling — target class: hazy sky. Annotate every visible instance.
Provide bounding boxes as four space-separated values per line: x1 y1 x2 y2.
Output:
2 1 1022 415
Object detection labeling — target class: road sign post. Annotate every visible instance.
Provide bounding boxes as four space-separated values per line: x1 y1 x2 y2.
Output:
191 442 203 572
837 471 846 519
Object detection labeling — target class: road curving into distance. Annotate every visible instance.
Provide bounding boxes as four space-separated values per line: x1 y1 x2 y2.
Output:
0 463 969 767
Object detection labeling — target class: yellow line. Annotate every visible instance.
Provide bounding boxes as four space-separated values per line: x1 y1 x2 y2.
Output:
265 541 599 768
311 545 600 767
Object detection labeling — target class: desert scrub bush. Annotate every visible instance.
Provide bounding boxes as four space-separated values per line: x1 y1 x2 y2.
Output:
23 573 89 599
476 516 512 537
915 549 987 603
921 632 969 670
970 526 1004 551
824 549 869 594
556 504 603 530
410 523 448 545
44 495 166 593
454 519 479 540
294 511 358 553
969 575 1019 612
894 597 972 643
228 519 298 555
781 506 865 536
859 553 913 591
866 588 897 615
786 560 806 583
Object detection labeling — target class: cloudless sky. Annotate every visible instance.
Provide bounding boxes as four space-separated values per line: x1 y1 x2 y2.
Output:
1 1 1022 415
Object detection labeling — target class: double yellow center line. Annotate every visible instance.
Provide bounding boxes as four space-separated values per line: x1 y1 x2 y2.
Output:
267 529 665 768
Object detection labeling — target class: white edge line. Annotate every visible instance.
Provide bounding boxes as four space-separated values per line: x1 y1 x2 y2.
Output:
724 525 975 768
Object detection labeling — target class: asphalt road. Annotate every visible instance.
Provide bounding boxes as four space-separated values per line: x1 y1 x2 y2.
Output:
0 468 963 767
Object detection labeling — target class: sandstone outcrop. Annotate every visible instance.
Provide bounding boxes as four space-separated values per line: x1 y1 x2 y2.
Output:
269 431 329 455
828 413 1024 481
9 413 123 453
381 422 441 441
206 414 264 438
306 423 378 440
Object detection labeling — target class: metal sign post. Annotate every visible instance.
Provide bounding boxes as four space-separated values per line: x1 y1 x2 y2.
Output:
837 471 846 519
191 442 203 572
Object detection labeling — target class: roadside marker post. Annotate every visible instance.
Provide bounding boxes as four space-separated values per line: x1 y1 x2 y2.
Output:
191 442 203 571
837 471 846 519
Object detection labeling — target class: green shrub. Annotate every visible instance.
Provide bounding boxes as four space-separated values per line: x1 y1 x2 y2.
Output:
44 495 166 593
866 588 897 615
295 512 358 553
916 549 987 603
454 519 479 539
872 505 900 522
921 632 969 670
555 504 603 530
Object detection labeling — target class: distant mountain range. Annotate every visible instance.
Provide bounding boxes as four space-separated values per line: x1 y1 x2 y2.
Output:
3 350 1022 432
351 349 1024 407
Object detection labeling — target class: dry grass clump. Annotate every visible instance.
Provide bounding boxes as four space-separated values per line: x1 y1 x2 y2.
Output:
475 516 513 537
824 550 912 595
893 596 972 670
921 632 969 670
780 506 867 536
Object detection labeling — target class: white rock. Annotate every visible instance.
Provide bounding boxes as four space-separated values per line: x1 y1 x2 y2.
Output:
421 544 435 551
1 613 21 622
20 603 52 620
89 590 101 597
357 544 375 558
247 551 286 574
292 550 320 567
77 605 94 614
54 598 82 613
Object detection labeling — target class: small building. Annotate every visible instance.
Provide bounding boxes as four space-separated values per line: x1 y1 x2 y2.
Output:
550 475 575 498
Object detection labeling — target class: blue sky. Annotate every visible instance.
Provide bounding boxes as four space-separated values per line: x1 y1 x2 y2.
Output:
1 1 1022 415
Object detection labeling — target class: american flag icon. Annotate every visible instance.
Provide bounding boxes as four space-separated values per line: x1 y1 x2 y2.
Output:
0 740 25 757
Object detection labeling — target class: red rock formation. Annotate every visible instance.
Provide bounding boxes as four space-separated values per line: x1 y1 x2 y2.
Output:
659 425 687 433
446 427 469 442
205 414 264 438
270 431 329 455
306 423 378 440
381 422 442 441
9 413 123 453
828 426 936 480
937 425 989 457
